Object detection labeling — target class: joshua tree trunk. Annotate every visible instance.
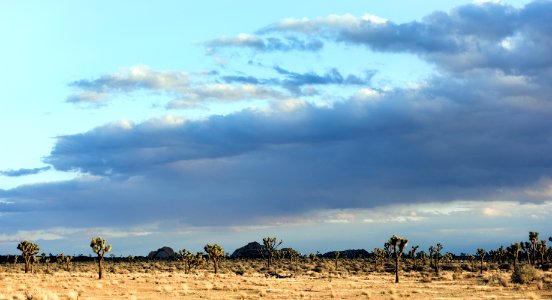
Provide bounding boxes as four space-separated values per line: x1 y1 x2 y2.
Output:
98 258 103 279
480 257 484 275
24 257 30 273
395 256 400 283
434 254 439 275
212 257 219 274
267 255 271 269
334 251 340 271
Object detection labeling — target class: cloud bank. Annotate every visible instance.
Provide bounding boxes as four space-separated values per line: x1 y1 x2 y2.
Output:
2 1 552 252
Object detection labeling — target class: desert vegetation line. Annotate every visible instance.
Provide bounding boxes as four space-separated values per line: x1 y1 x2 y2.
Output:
8 232 552 285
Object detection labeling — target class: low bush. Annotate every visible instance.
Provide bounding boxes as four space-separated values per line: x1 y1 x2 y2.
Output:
511 265 539 284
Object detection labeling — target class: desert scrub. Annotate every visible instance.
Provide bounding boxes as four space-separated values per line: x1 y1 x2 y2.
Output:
511 264 540 284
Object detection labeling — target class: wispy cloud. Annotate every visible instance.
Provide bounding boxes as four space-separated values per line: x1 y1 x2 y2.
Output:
0 166 51 177
204 33 324 52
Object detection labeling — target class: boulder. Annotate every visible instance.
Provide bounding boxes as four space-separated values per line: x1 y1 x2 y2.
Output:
147 246 175 260
230 242 264 259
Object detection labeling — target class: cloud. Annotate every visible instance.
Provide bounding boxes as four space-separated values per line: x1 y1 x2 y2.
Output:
220 67 376 95
204 33 324 52
67 64 377 108
0 166 51 177
272 66 376 93
67 66 289 108
66 91 108 106
253 2 552 77
69 66 190 93
10 65 544 231
4 1 552 254
166 83 287 109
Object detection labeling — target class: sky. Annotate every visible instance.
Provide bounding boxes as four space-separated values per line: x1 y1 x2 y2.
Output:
1 0 552 256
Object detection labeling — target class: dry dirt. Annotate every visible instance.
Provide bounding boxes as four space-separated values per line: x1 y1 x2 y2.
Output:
1 262 551 299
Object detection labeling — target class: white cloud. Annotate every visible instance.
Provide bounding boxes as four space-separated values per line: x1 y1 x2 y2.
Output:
361 14 388 25
0 228 81 242
352 88 382 102
474 0 501 4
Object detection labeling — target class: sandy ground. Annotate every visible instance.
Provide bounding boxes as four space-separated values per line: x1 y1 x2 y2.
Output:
1 262 551 299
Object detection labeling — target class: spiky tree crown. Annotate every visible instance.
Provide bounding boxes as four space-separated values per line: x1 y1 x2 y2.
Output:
204 244 224 258
90 237 112 257
263 237 282 250
409 245 419 256
476 248 486 256
529 231 539 242
389 235 408 256
17 241 40 256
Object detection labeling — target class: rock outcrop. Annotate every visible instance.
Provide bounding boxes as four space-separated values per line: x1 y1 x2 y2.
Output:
230 242 264 259
147 246 175 260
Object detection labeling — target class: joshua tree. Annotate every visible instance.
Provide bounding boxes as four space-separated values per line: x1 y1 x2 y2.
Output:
373 248 385 268
17 240 40 273
32 255 41 273
43 256 51 272
389 235 408 283
176 249 192 273
434 243 443 275
64 255 73 271
90 236 112 279
408 245 419 269
529 231 539 265
383 242 391 262
192 252 206 272
522 241 531 263
56 253 65 268
285 249 300 267
176 249 205 274
262 237 283 269
510 243 521 270
204 244 224 274
538 240 547 265
428 246 435 268
417 251 428 266
476 248 486 275
334 251 340 271
496 246 507 264
467 255 476 271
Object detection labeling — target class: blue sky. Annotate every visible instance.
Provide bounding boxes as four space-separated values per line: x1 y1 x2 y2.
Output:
1 0 551 256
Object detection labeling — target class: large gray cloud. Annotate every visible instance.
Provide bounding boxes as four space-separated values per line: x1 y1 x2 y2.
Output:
0 66 541 230
2 1 552 240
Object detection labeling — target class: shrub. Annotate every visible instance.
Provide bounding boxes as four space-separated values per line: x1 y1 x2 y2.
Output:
511 264 539 284
498 263 511 271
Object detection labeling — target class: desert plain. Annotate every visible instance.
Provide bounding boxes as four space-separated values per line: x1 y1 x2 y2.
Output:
1 259 552 299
